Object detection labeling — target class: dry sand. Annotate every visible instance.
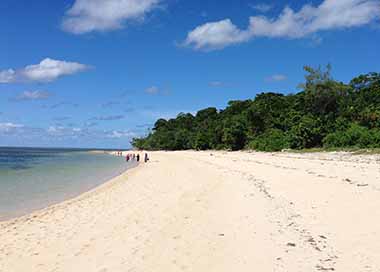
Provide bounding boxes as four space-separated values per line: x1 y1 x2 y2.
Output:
1 151 380 271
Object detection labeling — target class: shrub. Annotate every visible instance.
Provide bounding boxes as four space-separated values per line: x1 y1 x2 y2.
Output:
369 128 380 148
248 129 289 152
323 123 379 148
322 131 349 148
288 115 323 149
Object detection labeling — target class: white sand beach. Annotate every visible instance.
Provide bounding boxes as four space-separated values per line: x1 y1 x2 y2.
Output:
1 151 380 271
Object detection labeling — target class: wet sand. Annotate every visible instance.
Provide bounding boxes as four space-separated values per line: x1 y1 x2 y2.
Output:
1 151 380 271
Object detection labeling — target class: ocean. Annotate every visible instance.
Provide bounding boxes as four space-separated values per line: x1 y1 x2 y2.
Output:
0 147 136 220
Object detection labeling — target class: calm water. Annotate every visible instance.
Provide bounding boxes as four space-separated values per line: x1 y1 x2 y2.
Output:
0 147 136 220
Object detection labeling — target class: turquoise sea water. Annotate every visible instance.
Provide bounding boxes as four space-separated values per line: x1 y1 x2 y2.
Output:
0 147 136 220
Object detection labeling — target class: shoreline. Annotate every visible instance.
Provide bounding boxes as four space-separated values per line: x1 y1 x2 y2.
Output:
0 152 139 223
0 149 364 224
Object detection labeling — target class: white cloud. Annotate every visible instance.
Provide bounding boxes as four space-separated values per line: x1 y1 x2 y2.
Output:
107 130 136 138
62 0 161 34
13 91 52 101
22 58 89 82
185 0 380 51
0 69 16 83
266 74 287 82
47 126 64 134
250 3 273 13
184 19 252 50
47 126 87 138
0 123 24 133
0 58 89 83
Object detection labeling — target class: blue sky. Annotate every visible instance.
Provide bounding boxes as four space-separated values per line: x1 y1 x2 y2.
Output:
1 0 379 148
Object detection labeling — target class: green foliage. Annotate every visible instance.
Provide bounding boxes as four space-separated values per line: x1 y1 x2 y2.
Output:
248 129 289 152
288 115 323 149
222 116 247 151
132 67 380 152
323 124 380 148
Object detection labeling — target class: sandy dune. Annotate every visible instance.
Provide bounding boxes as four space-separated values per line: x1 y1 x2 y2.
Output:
1 151 380 271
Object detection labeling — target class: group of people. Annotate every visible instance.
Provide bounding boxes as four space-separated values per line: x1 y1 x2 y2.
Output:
124 152 149 163
115 151 149 163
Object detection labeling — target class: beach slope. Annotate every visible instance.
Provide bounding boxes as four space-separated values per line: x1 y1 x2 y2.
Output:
1 151 380 271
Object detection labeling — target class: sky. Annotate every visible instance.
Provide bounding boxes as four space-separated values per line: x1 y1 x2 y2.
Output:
1 0 379 148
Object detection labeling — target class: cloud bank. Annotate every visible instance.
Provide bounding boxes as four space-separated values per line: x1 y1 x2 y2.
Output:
62 0 161 34
0 122 135 142
0 58 89 83
184 0 380 50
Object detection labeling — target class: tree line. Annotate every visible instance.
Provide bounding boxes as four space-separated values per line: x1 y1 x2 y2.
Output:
132 66 380 152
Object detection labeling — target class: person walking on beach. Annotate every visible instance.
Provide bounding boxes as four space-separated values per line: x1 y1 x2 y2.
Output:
126 154 130 162
136 154 140 162
144 153 149 163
